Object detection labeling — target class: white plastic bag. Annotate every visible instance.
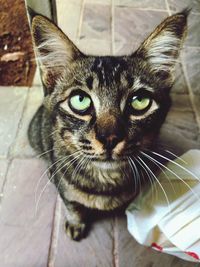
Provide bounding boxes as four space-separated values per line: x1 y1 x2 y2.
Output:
126 150 200 262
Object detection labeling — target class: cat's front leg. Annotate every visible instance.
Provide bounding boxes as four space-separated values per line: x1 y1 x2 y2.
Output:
63 200 88 241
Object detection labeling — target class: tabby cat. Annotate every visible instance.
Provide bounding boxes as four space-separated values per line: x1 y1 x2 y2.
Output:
29 10 188 240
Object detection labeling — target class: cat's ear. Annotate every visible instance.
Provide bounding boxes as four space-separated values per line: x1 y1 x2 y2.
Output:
136 10 189 76
31 15 82 92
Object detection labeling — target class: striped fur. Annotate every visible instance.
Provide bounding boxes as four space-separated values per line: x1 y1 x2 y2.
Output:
29 10 188 240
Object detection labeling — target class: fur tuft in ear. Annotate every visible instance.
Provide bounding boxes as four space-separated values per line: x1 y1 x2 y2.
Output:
137 11 189 74
31 15 82 92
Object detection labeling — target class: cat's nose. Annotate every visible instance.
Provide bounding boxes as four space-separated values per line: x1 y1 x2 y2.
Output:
95 112 125 150
98 133 120 150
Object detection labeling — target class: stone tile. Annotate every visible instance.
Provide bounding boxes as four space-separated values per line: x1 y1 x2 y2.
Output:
54 199 113 267
0 87 28 158
170 93 194 111
114 42 138 56
0 158 57 267
56 0 82 39
0 159 9 191
158 123 200 156
167 94 199 140
81 4 111 40
114 8 167 45
168 0 200 14
171 63 189 94
185 14 200 47
114 0 167 10
158 94 200 155
77 38 111 55
0 159 57 226
183 47 200 95
164 112 198 141
0 224 52 267
115 216 198 267
10 86 43 158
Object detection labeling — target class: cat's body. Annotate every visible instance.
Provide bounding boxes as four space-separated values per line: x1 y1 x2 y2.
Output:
29 10 188 240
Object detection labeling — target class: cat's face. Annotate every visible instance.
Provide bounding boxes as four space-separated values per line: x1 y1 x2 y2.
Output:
31 11 188 167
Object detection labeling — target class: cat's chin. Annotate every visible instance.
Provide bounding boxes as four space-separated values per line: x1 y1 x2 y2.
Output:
91 159 127 170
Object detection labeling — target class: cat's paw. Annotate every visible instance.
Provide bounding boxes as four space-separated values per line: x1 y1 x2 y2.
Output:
65 221 86 241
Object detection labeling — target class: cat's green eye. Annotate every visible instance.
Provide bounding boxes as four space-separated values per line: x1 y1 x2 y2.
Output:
69 93 91 113
131 96 151 111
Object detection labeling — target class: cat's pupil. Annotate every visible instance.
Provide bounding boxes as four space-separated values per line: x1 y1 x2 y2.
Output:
79 95 84 102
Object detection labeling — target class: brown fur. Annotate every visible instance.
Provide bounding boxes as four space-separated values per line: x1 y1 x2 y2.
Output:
29 10 189 240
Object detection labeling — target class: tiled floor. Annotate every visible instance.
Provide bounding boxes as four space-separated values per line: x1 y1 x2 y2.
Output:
0 0 200 266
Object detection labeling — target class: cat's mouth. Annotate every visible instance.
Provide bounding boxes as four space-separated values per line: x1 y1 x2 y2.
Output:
92 159 127 170
91 151 128 169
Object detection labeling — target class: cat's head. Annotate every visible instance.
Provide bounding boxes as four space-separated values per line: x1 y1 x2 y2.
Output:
31 10 188 168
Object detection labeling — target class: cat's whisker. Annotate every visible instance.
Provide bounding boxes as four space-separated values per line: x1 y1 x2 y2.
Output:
35 153 82 216
129 157 141 194
76 156 92 184
128 157 139 195
134 156 158 205
142 151 200 202
51 152 82 181
34 156 68 205
164 149 188 165
74 157 90 182
36 148 54 158
136 156 171 212
151 151 200 183
140 151 176 195
117 160 127 179
72 156 87 181
35 149 81 203
79 157 91 185
155 147 188 165
47 129 60 138
56 154 84 191
35 151 82 215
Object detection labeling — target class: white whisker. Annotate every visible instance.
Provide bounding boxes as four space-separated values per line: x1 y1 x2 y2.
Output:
141 151 176 195
34 149 81 203
34 156 68 205
137 156 171 212
164 149 188 165
129 157 141 194
128 157 138 195
56 154 84 191
142 151 200 202
152 151 200 183
134 156 158 205
36 148 54 158
72 156 87 181
35 151 81 215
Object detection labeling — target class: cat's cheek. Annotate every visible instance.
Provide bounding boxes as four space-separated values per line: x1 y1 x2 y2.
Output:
140 132 157 148
87 131 104 155
56 127 77 150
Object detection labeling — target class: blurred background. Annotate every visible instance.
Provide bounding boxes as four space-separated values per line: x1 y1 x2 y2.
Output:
0 0 36 86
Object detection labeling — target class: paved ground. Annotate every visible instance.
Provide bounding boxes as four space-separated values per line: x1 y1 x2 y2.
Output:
0 0 200 266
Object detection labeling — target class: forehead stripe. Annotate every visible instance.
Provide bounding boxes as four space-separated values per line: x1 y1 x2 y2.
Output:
86 76 94 90
91 57 129 87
